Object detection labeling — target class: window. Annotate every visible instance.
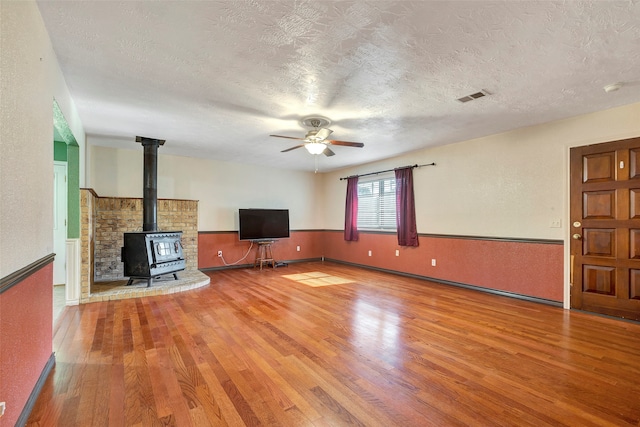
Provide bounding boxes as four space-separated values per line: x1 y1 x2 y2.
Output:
357 176 396 230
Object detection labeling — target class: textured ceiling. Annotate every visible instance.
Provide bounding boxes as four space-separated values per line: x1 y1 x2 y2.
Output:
38 1 640 172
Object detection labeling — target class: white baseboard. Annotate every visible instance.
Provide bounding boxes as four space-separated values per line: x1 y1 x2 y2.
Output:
65 238 80 305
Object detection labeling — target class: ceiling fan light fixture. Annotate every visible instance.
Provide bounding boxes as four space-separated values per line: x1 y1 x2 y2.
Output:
305 142 326 155
271 115 363 157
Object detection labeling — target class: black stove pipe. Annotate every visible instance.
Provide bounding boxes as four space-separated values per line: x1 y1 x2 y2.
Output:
135 136 165 232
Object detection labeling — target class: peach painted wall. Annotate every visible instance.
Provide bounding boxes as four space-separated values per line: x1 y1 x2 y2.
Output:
0 265 53 427
323 231 564 302
199 229 563 302
199 230 325 269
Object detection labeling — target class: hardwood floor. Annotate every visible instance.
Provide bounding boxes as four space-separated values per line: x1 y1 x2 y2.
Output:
28 262 640 426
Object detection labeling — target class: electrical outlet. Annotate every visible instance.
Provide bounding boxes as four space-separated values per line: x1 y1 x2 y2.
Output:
395 249 399 257
0 401 6 417
431 259 436 267
550 219 561 228
217 250 222 257
368 250 372 257
296 246 300 251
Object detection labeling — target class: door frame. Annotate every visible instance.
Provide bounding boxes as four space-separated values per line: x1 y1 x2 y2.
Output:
564 145 571 310
564 135 640 313
53 160 68 286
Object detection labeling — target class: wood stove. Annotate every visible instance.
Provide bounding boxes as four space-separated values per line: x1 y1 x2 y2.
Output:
121 136 185 287
122 231 185 286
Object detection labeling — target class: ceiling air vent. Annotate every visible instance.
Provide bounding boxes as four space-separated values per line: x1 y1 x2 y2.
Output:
457 90 490 103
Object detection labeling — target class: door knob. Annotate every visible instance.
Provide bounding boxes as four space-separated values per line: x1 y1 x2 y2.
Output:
572 234 582 240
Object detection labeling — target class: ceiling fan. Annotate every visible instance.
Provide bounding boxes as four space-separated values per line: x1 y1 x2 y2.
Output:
270 116 364 156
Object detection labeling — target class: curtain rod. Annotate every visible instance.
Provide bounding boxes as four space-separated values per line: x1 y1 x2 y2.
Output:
339 162 436 181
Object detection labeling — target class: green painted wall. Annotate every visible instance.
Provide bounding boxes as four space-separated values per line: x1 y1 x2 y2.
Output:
67 145 80 238
54 141 67 161
53 99 80 239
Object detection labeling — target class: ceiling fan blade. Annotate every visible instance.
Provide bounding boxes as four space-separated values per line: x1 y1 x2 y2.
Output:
270 134 306 141
326 139 365 148
315 128 333 140
281 144 305 152
323 147 336 157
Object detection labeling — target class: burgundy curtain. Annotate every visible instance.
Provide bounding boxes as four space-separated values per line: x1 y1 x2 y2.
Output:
344 176 359 241
395 167 418 246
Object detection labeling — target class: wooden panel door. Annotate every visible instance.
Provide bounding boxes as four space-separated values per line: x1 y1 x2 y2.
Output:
570 137 640 320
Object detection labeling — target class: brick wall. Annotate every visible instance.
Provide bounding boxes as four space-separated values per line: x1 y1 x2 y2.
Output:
81 190 198 284
80 189 96 301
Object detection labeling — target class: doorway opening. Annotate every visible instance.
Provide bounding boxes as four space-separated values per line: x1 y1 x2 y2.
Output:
53 160 67 322
52 99 81 324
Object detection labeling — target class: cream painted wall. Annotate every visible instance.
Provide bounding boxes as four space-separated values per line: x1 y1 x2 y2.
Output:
89 103 640 238
0 1 84 276
321 102 640 239
89 145 324 231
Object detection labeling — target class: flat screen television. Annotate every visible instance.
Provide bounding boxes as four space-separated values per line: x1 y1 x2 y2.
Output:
238 208 290 241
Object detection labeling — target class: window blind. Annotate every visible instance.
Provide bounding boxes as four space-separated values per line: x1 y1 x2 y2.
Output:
357 177 396 230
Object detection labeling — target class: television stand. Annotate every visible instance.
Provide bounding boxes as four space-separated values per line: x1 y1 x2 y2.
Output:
254 240 276 270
